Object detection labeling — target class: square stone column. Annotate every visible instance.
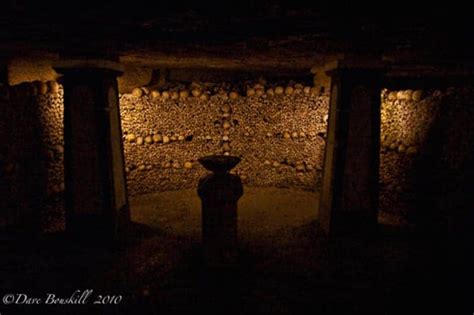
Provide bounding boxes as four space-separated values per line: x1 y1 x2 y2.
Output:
54 59 130 242
319 58 383 235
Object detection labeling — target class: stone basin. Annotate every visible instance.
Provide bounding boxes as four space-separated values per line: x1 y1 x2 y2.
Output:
198 155 241 173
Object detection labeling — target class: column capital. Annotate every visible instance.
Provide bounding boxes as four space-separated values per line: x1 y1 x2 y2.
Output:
53 59 124 75
324 55 385 77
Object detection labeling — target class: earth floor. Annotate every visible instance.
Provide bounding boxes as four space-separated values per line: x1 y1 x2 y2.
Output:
0 187 470 315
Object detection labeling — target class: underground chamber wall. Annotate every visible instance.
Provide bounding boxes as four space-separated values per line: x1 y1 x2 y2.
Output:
3 78 474 233
0 77 329 231
379 87 474 231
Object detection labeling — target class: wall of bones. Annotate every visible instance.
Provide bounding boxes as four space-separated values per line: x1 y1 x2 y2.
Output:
121 81 329 195
379 87 474 220
1 78 473 228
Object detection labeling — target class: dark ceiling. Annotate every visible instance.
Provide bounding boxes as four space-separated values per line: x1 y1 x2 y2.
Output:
1 0 473 67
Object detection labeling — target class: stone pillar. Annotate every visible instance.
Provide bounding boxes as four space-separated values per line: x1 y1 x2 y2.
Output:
54 59 130 242
319 58 383 235
198 171 243 265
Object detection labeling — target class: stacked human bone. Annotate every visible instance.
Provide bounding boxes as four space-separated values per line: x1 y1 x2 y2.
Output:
120 79 328 195
2 79 473 226
379 87 474 217
0 81 64 229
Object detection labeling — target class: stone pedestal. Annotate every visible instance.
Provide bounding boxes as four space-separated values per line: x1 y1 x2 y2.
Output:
197 156 243 265
319 58 383 236
54 59 130 243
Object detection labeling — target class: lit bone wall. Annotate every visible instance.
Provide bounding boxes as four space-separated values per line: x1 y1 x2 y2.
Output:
0 80 328 206
379 87 474 218
120 82 329 195
2 79 473 228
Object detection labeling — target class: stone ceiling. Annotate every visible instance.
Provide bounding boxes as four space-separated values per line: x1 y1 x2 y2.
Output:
1 1 473 70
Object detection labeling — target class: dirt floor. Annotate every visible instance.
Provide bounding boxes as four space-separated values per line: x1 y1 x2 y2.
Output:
130 187 319 243
0 188 471 315
131 187 407 244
